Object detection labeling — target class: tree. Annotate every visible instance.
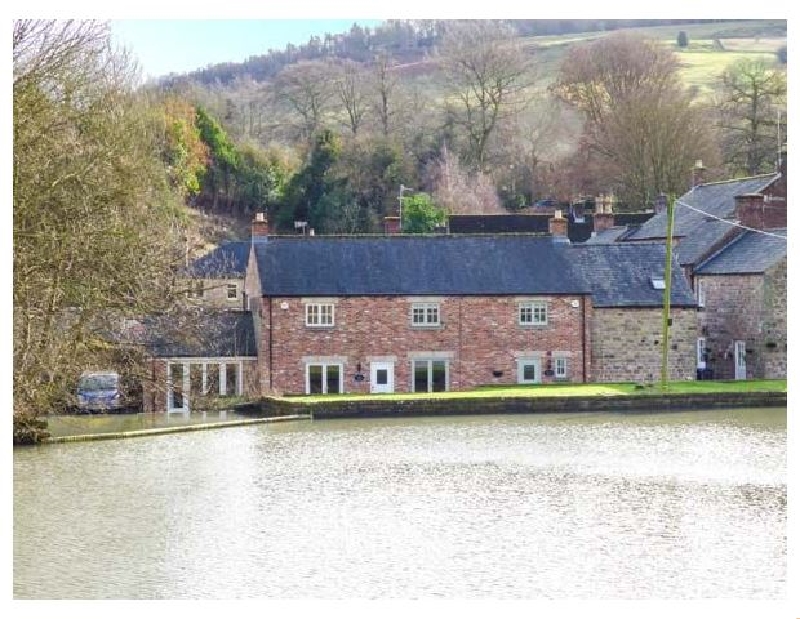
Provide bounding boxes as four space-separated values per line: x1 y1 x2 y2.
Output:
14 20 189 424
335 60 369 137
401 193 447 232
273 60 335 141
717 59 787 175
195 106 239 211
372 52 399 137
154 95 209 197
552 33 719 207
677 31 689 48
441 20 535 168
426 146 504 214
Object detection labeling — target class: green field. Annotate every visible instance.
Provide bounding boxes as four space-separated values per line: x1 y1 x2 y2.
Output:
280 379 786 403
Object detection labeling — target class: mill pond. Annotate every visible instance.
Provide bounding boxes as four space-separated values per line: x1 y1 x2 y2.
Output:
13 407 785 599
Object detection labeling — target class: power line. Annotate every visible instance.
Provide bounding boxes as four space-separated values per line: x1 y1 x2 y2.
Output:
674 197 787 240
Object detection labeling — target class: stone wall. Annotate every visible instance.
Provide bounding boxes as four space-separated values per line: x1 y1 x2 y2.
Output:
179 277 246 310
696 270 787 380
591 307 698 383
763 258 787 378
260 295 592 395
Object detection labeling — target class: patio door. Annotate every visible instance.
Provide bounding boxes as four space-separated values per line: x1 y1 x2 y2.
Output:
168 362 189 414
734 340 747 380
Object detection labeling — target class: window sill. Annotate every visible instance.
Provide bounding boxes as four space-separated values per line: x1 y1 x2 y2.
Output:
518 323 549 328
305 325 335 329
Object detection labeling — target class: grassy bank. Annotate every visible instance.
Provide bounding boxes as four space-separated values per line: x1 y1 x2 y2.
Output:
280 379 786 404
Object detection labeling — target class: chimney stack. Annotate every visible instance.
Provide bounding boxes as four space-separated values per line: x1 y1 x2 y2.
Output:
593 194 615 234
735 193 766 230
653 193 668 214
252 212 271 240
692 160 707 188
549 209 568 239
384 216 402 235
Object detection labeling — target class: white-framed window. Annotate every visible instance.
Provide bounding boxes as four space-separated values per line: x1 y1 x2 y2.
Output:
411 302 440 327
187 280 204 299
554 357 568 379
227 283 238 300
306 363 342 394
517 358 541 384
519 301 547 326
306 302 335 327
412 359 448 392
696 279 706 308
697 337 708 370
651 277 666 290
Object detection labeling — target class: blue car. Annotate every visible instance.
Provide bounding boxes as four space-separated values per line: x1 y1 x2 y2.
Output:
76 371 134 414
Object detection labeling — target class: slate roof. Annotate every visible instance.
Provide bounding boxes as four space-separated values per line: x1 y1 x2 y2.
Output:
186 240 250 278
141 311 257 357
695 229 787 275
253 235 696 307
583 226 630 244
447 212 654 243
254 235 589 296
626 175 777 242
569 243 697 308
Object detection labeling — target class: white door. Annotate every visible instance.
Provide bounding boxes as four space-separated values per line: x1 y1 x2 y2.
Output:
734 340 747 380
517 358 542 384
370 361 395 393
167 362 189 414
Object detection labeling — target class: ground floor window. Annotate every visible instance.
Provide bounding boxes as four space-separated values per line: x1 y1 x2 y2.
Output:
167 360 245 412
517 358 541 384
306 363 342 394
554 357 568 379
697 338 708 370
412 359 448 393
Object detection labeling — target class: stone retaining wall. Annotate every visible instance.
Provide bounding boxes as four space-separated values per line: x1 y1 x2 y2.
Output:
262 392 786 419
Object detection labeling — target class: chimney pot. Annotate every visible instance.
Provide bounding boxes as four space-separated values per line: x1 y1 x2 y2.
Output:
251 212 271 239
692 160 707 188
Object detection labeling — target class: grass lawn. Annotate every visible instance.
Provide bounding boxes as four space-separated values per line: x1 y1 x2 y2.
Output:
279 379 786 403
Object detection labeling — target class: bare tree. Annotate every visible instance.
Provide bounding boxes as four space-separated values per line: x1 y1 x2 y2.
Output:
335 60 369 137
273 60 335 141
716 59 787 176
441 20 535 168
372 52 399 137
552 33 720 207
426 146 505 214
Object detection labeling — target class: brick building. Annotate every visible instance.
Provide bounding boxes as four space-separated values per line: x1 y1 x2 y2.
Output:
243 227 696 396
180 240 250 310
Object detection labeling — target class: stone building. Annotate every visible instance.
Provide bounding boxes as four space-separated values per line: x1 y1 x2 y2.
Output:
600 152 788 380
180 239 250 310
693 231 786 379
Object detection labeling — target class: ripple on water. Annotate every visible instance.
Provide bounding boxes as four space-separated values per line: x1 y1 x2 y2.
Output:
14 409 786 598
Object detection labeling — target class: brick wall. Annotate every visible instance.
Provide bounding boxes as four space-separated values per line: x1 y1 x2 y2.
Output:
696 271 786 380
591 307 697 383
260 295 592 395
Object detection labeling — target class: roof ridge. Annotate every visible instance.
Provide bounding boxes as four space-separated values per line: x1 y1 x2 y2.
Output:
694 173 778 188
694 230 748 272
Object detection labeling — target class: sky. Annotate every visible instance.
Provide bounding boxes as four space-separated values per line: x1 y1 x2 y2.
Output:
111 20 385 80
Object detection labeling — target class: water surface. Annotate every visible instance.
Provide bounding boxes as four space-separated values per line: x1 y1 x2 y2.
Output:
14 408 786 599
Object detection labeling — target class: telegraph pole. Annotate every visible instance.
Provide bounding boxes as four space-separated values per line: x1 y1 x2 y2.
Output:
660 193 676 391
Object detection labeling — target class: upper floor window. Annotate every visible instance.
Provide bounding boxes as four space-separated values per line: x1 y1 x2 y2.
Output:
519 301 547 326
227 283 238 300
411 302 440 327
187 280 204 299
696 280 706 308
306 302 334 327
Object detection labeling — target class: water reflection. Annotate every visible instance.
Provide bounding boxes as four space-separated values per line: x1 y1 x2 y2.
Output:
44 410 251 437
14 408 785 599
